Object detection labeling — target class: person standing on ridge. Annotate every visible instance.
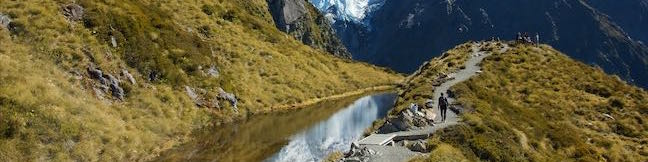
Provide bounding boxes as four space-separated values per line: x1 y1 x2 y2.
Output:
438 93 449 122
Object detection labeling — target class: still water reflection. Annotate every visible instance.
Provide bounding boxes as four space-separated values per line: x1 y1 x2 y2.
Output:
155 93 396 162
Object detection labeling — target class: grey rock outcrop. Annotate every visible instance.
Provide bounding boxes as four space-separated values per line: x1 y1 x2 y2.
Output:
185 86 204 106
106 74 125 100
87 65 108 85
343 145 376 162
217 88 238 112
409 141 428 152
267 0 351 58
378 109 434 134
87 65 125 100
268 0 307 27
0 13 10 29
122 69 136 85
62 4 84 21
184 86 221 108
206 66 219 78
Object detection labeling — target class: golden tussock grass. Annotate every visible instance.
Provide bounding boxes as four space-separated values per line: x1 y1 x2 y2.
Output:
402 42 647 161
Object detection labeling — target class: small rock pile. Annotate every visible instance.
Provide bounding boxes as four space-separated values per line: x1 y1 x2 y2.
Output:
87 64 126 100
377 108 434 134
407 140 428 152
341 144 378 162
184 86 238 113
62 4 84 21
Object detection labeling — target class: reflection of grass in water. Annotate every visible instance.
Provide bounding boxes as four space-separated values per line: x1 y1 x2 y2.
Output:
155 92 394 162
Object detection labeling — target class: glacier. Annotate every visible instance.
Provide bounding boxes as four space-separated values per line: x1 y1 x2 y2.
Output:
309 0 385 24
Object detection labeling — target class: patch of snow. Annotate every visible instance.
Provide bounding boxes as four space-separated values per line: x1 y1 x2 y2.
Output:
309 0 385 25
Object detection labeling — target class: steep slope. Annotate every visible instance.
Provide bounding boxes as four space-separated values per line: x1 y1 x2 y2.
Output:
308 0 385 58
587 0 648 43
313 0 648 88
393 42 647 161
268 0 351 58
0 0 401 161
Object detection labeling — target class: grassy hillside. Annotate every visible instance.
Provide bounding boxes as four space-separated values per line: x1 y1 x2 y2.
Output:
0 0 401 161
404 42 647 161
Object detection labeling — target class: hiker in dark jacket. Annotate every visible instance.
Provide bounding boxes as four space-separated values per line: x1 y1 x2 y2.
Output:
438 93 449 122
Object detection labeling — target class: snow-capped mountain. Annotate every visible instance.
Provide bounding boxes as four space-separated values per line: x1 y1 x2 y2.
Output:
310 0 648 88
309 0 385 24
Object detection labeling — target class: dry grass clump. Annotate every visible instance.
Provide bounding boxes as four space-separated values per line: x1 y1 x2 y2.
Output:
0 0 402 161
409 42 647 161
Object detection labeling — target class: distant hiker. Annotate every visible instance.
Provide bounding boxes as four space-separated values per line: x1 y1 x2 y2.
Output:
516 32 522 43
438 93 449 122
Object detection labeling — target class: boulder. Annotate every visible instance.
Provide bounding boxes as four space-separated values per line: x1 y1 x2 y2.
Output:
185 86 204 106
62 4 84 21
87 65 109 85
377 122 400 134
207 66 219 78
342 147 377 161
106 74 124 100
0 13 10 29
110 36 117 48
217 88 238 112
267 0 307 29
122 69 136 85
392 112 413 131
410 141 428 152
412 116 428 127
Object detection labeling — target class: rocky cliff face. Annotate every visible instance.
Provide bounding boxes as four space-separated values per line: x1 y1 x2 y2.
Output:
312 0 648 88
268 0 351 58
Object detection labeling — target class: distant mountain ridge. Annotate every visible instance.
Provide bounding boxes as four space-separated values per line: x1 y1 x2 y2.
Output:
310 0 648 88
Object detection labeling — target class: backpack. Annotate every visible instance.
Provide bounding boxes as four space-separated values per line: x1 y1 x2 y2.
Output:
439 97 448 108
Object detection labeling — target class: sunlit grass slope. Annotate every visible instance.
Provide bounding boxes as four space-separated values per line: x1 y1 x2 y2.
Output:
0 0 402 161
406 42 647 161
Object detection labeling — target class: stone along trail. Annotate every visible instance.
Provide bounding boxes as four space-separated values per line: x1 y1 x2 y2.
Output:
361 42 509 162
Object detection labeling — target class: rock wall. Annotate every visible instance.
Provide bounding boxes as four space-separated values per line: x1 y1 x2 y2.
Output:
268 0 352 58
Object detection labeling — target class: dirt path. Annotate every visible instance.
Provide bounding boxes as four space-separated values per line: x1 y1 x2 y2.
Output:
365 42 508 162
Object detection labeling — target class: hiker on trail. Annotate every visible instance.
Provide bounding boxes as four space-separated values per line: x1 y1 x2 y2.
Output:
438 93 449 122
